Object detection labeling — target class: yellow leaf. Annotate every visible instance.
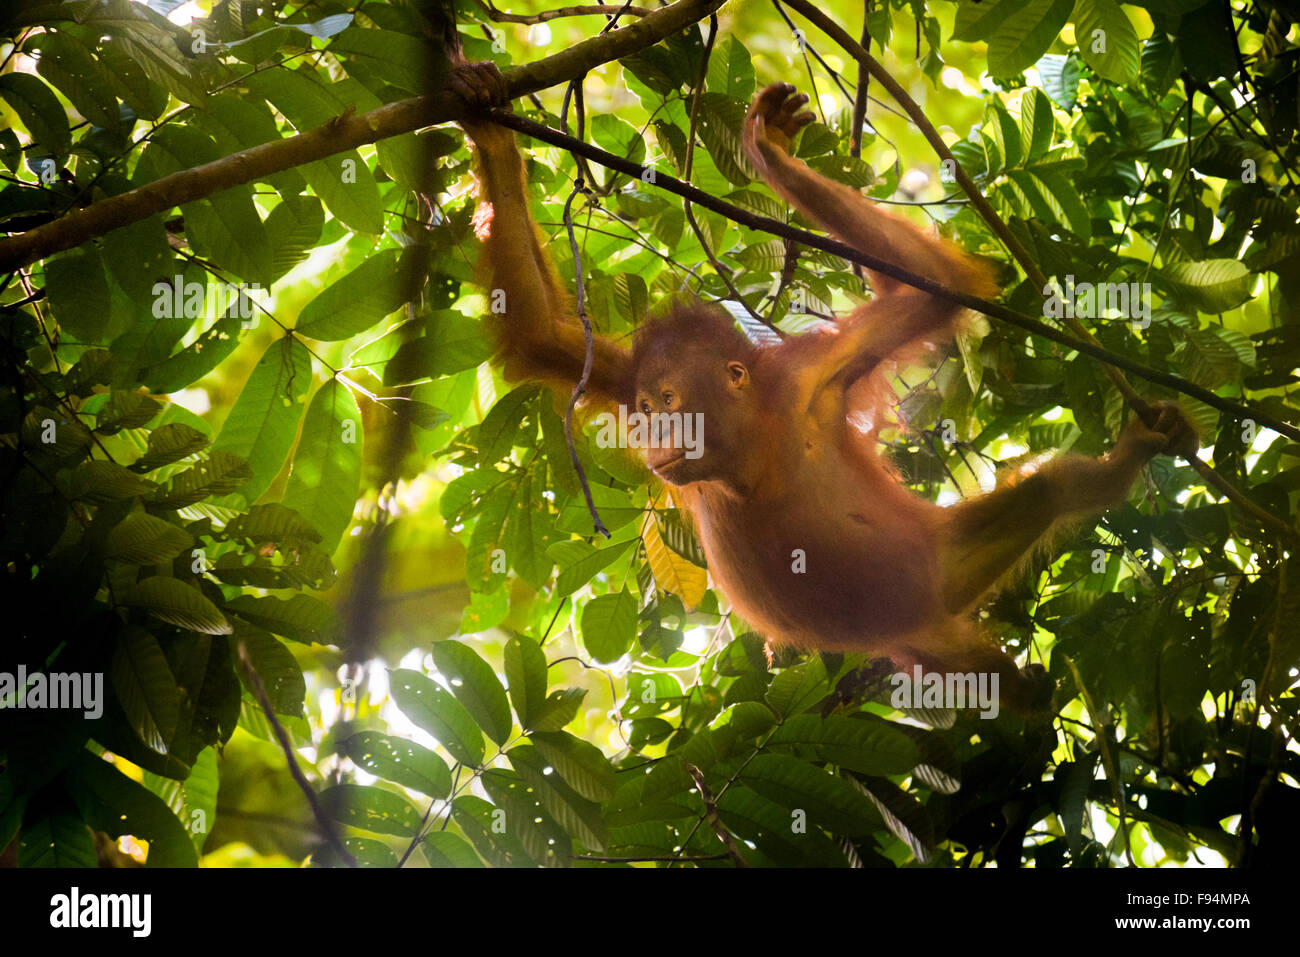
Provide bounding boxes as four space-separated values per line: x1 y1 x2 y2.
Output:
643 489 707 610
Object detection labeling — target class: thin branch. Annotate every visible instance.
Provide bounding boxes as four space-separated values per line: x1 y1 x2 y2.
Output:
473 0 652 23
0 0 727 273
574 853 732 862
682 15 784 335
849 1 871 289
562 179 611 539
236 638 358 868
849 3 871 159
487 110 1300 450
684 762 749 867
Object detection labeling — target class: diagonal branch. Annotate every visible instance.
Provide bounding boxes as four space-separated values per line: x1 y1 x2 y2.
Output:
488 109 1300 544
0 0 725 274
236 637 358 868
490 113 1296 439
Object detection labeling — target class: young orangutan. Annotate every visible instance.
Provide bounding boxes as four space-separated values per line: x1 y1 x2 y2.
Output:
449 61 1196 713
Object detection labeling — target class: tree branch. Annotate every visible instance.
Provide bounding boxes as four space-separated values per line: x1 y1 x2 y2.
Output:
489 112 1300 443
236 637 358 868
474 0 652 23
0 0 725 274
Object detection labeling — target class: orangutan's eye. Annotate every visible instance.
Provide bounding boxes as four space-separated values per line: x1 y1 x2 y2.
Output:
661 391 676 407
639 399 652 415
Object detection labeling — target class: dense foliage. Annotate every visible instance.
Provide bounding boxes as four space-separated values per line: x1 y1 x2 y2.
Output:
0 0 1297 868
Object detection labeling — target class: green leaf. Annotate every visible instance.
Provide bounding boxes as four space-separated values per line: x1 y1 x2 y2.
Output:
768 714 919 775
96 390 163 434
19 809 97 868
330 27 427 94
224 594 340 644
711 701 777 738
64 750 198 867
698 93 755 187
580 588 638 663
106 19 208 105
987 0 1074 76
121 577 232 635
475 385 538 465
265 194 325 282
849 775 934 863
295 250 406 341
1073 0 1140 84
111 625 181 755
27 31 122 129
315 836 397 868
507 745 606 851
342 731 452 798
591 113 646 165
1176 326 1243 388
422 831 483 867
765 658 828 717
150 451 252 509
300 154 384 234
531 687 587 732
740 754 881 836
225 502 322 544
142 309 246 395
1037 53 1080 110
104 510 193 565
389 669 485 767
212 337 312 503
375 132 427 193
1019 87 1055 163
234 624 306 716
1057 755 1096 856
282 379 362 554
67 460 158 503
382 312 492 385
549 538 637 597
529 731 617 802
714 786 843 866
430 640 513 746
143 746 219 853
0 72 70 158
706 35 755 99
320 784 422 836
954 0 1026 41
1141 29 1182 99
504 635 549 730
183 189 274 287
1160 260 1254 313
130 423 210 473
44 248 110 343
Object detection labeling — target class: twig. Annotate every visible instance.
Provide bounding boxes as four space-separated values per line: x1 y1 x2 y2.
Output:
562 178 611 538
574 853 732 862
0 0 727 273
684 762 749 867
682 15 783 335
236 637 358 867
474 0 651 23
848 2 871 289
486 111 1300 450
1062 653 1133 867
